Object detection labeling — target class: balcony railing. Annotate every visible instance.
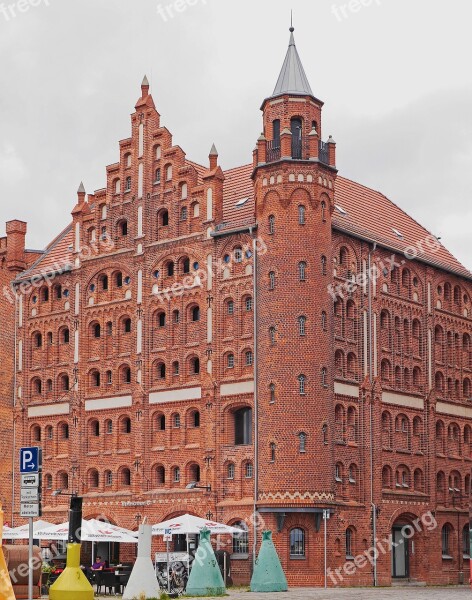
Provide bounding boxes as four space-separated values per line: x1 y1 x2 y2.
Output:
266 140 281 163
265 137 330 165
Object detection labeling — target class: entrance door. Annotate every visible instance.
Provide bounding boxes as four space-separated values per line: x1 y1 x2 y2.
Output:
391 526 409 578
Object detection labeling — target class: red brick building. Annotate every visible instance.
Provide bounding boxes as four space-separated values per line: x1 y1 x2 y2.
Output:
5 28 472 586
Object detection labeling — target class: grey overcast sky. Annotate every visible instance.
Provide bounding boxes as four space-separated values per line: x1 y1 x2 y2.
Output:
0 0 471 270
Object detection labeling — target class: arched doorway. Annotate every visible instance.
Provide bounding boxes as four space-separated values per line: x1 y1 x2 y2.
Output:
390 513 424 582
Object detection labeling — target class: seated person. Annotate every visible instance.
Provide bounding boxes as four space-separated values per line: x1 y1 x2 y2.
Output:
91 556 105 571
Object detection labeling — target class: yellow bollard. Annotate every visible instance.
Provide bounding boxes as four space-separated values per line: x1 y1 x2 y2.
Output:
49 544 93 600
0 504 15 600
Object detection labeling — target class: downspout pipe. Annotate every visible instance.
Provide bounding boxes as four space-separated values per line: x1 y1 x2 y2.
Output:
251 227 259 568
368 242 377 587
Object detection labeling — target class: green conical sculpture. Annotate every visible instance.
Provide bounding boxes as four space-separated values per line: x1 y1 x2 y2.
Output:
251 530 288 593
185 527 226 597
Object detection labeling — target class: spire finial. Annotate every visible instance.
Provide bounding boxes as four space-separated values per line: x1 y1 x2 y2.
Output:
290 10 294 32
141 75 150 98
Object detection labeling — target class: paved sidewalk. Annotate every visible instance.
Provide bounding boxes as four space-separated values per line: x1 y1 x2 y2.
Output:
94 586 471 599
191 587 471 599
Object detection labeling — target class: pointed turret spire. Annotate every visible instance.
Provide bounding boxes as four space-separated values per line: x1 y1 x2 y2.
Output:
209 143 218 169
141 75 150 98
77 182 85 194
271 26 314 99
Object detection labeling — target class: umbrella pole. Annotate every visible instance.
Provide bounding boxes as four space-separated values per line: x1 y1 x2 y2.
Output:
186 533 190 575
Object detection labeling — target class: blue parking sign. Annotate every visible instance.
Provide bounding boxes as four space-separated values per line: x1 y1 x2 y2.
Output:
20 447 41 474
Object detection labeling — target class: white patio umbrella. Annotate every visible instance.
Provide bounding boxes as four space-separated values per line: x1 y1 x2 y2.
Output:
152 514 242 536
2 520 55 540
34 519 138 543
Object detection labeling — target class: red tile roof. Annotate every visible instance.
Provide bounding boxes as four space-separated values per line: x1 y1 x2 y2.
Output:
333 176 471 279
18 225 74 282
17 164 471 281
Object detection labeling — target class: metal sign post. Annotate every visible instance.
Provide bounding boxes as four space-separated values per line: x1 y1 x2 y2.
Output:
19 447 42 600
323 510 330 589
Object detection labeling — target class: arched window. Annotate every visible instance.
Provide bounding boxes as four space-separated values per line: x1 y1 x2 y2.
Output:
155 145 162 160
166 164 173 181
157 362 166 380
227 353 235 369
290 528 305 558
442 524 453 558
31 425 41 442
382 465 393 489
192 202 200 218
172 361 180 376
191 306 200 322
92 370 100 387
105 470 113 487
161 210 169 227
298 205 306 225
123 318 132 333
173 467 180 483
321 201 326 222
345 528 354 558
269 383 276 404
298 374 306 395
270 442 276 462
463 524 470 558
269 271 276 290
232 521 249 555
125 176 131 191
121 468 131 486
99 274 108 291
227 462 235 479
34 332 43 348
89 470 99 489
173 413 181 428
299 432 307 453
119 220 128 237
190 357 200 375
182 257 190 274
157 311 166 328
245 462 253 479
321 311 327 331
269 326 276 345
180 206 188 221
121 417 131 434
234 407 252 445
122 366 131 384
298 316 306 336
268 215 275 234
166 260 174 276
60 375 70 391
245 350 253 366
298 261 307 281
155 465 165 486
321 367 328 387
191 411 200 428
93 323 101 338
155 168 161 183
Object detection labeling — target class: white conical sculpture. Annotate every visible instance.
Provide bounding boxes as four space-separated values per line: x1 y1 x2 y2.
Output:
122 524 159 600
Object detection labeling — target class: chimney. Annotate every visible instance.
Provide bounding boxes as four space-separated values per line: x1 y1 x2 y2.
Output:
6 220 27 273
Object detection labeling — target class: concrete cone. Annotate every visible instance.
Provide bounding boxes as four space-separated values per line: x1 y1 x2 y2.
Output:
250 530 288 592
185 527 226 596
123 524 159 599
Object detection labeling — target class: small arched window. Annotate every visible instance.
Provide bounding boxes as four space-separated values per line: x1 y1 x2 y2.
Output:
245 351 253 366
155 168 161 183
173 467 180 483
191 306 200 322
298 374 306 395
119 220 128 236
268 215 275 234
123 318 132 333
125 176 131 191
299 432 307 453
191 357 200 375
321 255 327 276
321 311 327 330
270 442 276 462
269 271 276 290
299 261 307 281
290 528 305 558
161 210 169 227
166 164 173 181
346 528 354 559
269 383 276 404
442 524 452 558
298 316 306 336
227 463 235 480
121 468 131 486
321 367 328 387
227 353 235 369
321 201 326 222
298 205 306 225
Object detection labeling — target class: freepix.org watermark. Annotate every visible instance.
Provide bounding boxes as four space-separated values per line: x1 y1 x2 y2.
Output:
327 511 437 585
0 0 49 22
157 0 207 23
331 0 382 22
